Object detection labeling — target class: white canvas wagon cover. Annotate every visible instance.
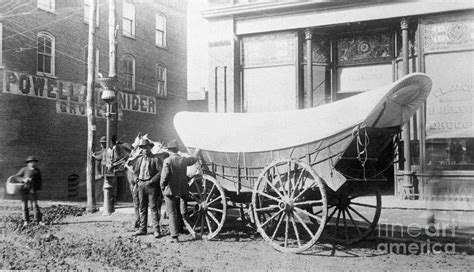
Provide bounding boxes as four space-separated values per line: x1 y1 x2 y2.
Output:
174 73 432 153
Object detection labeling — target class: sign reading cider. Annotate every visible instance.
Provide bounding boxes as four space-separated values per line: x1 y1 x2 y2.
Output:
2 70 157 117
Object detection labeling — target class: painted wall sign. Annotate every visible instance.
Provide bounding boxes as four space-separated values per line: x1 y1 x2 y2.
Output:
242 32 296 67
425 51 473 139
422 14 474 53
3 70 157 118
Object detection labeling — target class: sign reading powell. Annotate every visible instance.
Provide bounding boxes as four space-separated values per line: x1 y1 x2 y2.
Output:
3 70 157 118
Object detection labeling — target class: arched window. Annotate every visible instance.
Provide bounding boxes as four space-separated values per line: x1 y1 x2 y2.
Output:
122 54 135 91
155 13 166 47
37 32 55 76
156 64 167 97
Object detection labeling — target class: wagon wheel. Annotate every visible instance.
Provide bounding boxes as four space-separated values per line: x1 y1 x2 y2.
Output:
252 159 327 253
324 185 381 244
186 174 227 240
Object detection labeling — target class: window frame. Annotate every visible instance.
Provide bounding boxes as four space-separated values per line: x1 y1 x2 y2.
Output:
122 0 136 38
156 63 167 97
122 54 136 91
37 0 55 12
155 13 167 48
37 32 55 77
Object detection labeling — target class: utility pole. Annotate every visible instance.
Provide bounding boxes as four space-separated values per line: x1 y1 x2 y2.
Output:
86 0 97 213
109 0 118 137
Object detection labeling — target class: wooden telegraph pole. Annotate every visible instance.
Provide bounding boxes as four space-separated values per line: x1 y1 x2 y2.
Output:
86 0 97 213
109 0 118 137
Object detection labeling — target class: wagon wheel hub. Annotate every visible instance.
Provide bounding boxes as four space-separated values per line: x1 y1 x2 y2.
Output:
279 198 294 212
337 194 350 209
199 202 208 212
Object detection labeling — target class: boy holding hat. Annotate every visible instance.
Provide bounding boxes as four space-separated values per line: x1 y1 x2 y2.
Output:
14 156 44 226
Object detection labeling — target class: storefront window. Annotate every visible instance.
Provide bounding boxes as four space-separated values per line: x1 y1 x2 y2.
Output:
422 14 474 170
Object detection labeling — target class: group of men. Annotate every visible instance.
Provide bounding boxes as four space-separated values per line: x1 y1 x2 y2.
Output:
95 136 198 243
15 135 198 243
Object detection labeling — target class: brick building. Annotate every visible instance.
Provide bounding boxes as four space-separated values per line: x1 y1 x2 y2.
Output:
203 0 474 207
0 0 187 200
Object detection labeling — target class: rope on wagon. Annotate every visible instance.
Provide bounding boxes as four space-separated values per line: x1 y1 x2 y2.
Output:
356 127 370 181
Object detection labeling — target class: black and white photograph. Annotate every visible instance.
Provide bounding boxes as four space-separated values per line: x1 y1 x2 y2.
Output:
0 0 473 270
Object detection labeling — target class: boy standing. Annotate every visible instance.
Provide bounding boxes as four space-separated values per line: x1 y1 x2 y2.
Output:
14 156 44 226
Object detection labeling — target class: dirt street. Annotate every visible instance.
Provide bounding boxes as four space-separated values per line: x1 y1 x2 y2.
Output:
0 204 472 270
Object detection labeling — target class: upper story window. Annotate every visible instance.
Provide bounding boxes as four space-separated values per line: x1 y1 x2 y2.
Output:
122 54 135 91
84 0 100 26
84 46 100 82
156 64 167 97
122 0 136 38
37 0 55 12
156 13 166 48
37 32 55 76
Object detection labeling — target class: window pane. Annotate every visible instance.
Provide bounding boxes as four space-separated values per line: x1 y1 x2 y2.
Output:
123 1 135 19
128 60 133 73
44 55 51 74
156 14 164 30
156 32 163 47
37 37 45 53
45 38 52 54
123 19 132 35
38 54 44 72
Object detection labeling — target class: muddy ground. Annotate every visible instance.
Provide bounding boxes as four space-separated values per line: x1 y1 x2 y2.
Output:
0 204 472 270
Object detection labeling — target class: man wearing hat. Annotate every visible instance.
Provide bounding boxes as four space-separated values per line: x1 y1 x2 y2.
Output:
128 138 168 238
161 139 199 242
14 156 44 226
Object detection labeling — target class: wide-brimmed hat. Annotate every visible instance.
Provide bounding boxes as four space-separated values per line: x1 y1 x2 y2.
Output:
138 138 154 148
25 156 38 163
99 136 107 143
166 139 179 149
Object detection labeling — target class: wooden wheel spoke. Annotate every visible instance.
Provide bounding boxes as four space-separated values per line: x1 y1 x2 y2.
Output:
261 210 283 228
335 209 342 235
293 211 315 239
314 204 334 216
290 214 301 247
270 212 285 241
262 176 285 200
192 213 201 230
294 207 323 223
326 206 338 222
207 196 223 206
349 192 370 200
294 182 317 201
345 208 362 236
207 207 224 213
292 171 307 198
342 209 349 241
255 205 280 212
348 206 372 225
205 183 217 202
273 166 289 198
193 181 203 199
294 200 324 206
207 210 220 225
200 213 205 236
257 191 282 203
350 202 378 209
284 214 289 248
205 215 213 233
189 209 199 218
188 193 200 202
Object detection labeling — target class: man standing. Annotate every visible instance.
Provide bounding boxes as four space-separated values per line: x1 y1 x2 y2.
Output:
161 140 198 243
129 138 168 238
14 156 44 226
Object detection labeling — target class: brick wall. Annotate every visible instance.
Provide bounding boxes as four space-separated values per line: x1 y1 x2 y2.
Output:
0 0 187 200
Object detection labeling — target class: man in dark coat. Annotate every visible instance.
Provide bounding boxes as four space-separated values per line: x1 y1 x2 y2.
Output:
128 138 168 238
161 140 198 242
14 156 44 226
